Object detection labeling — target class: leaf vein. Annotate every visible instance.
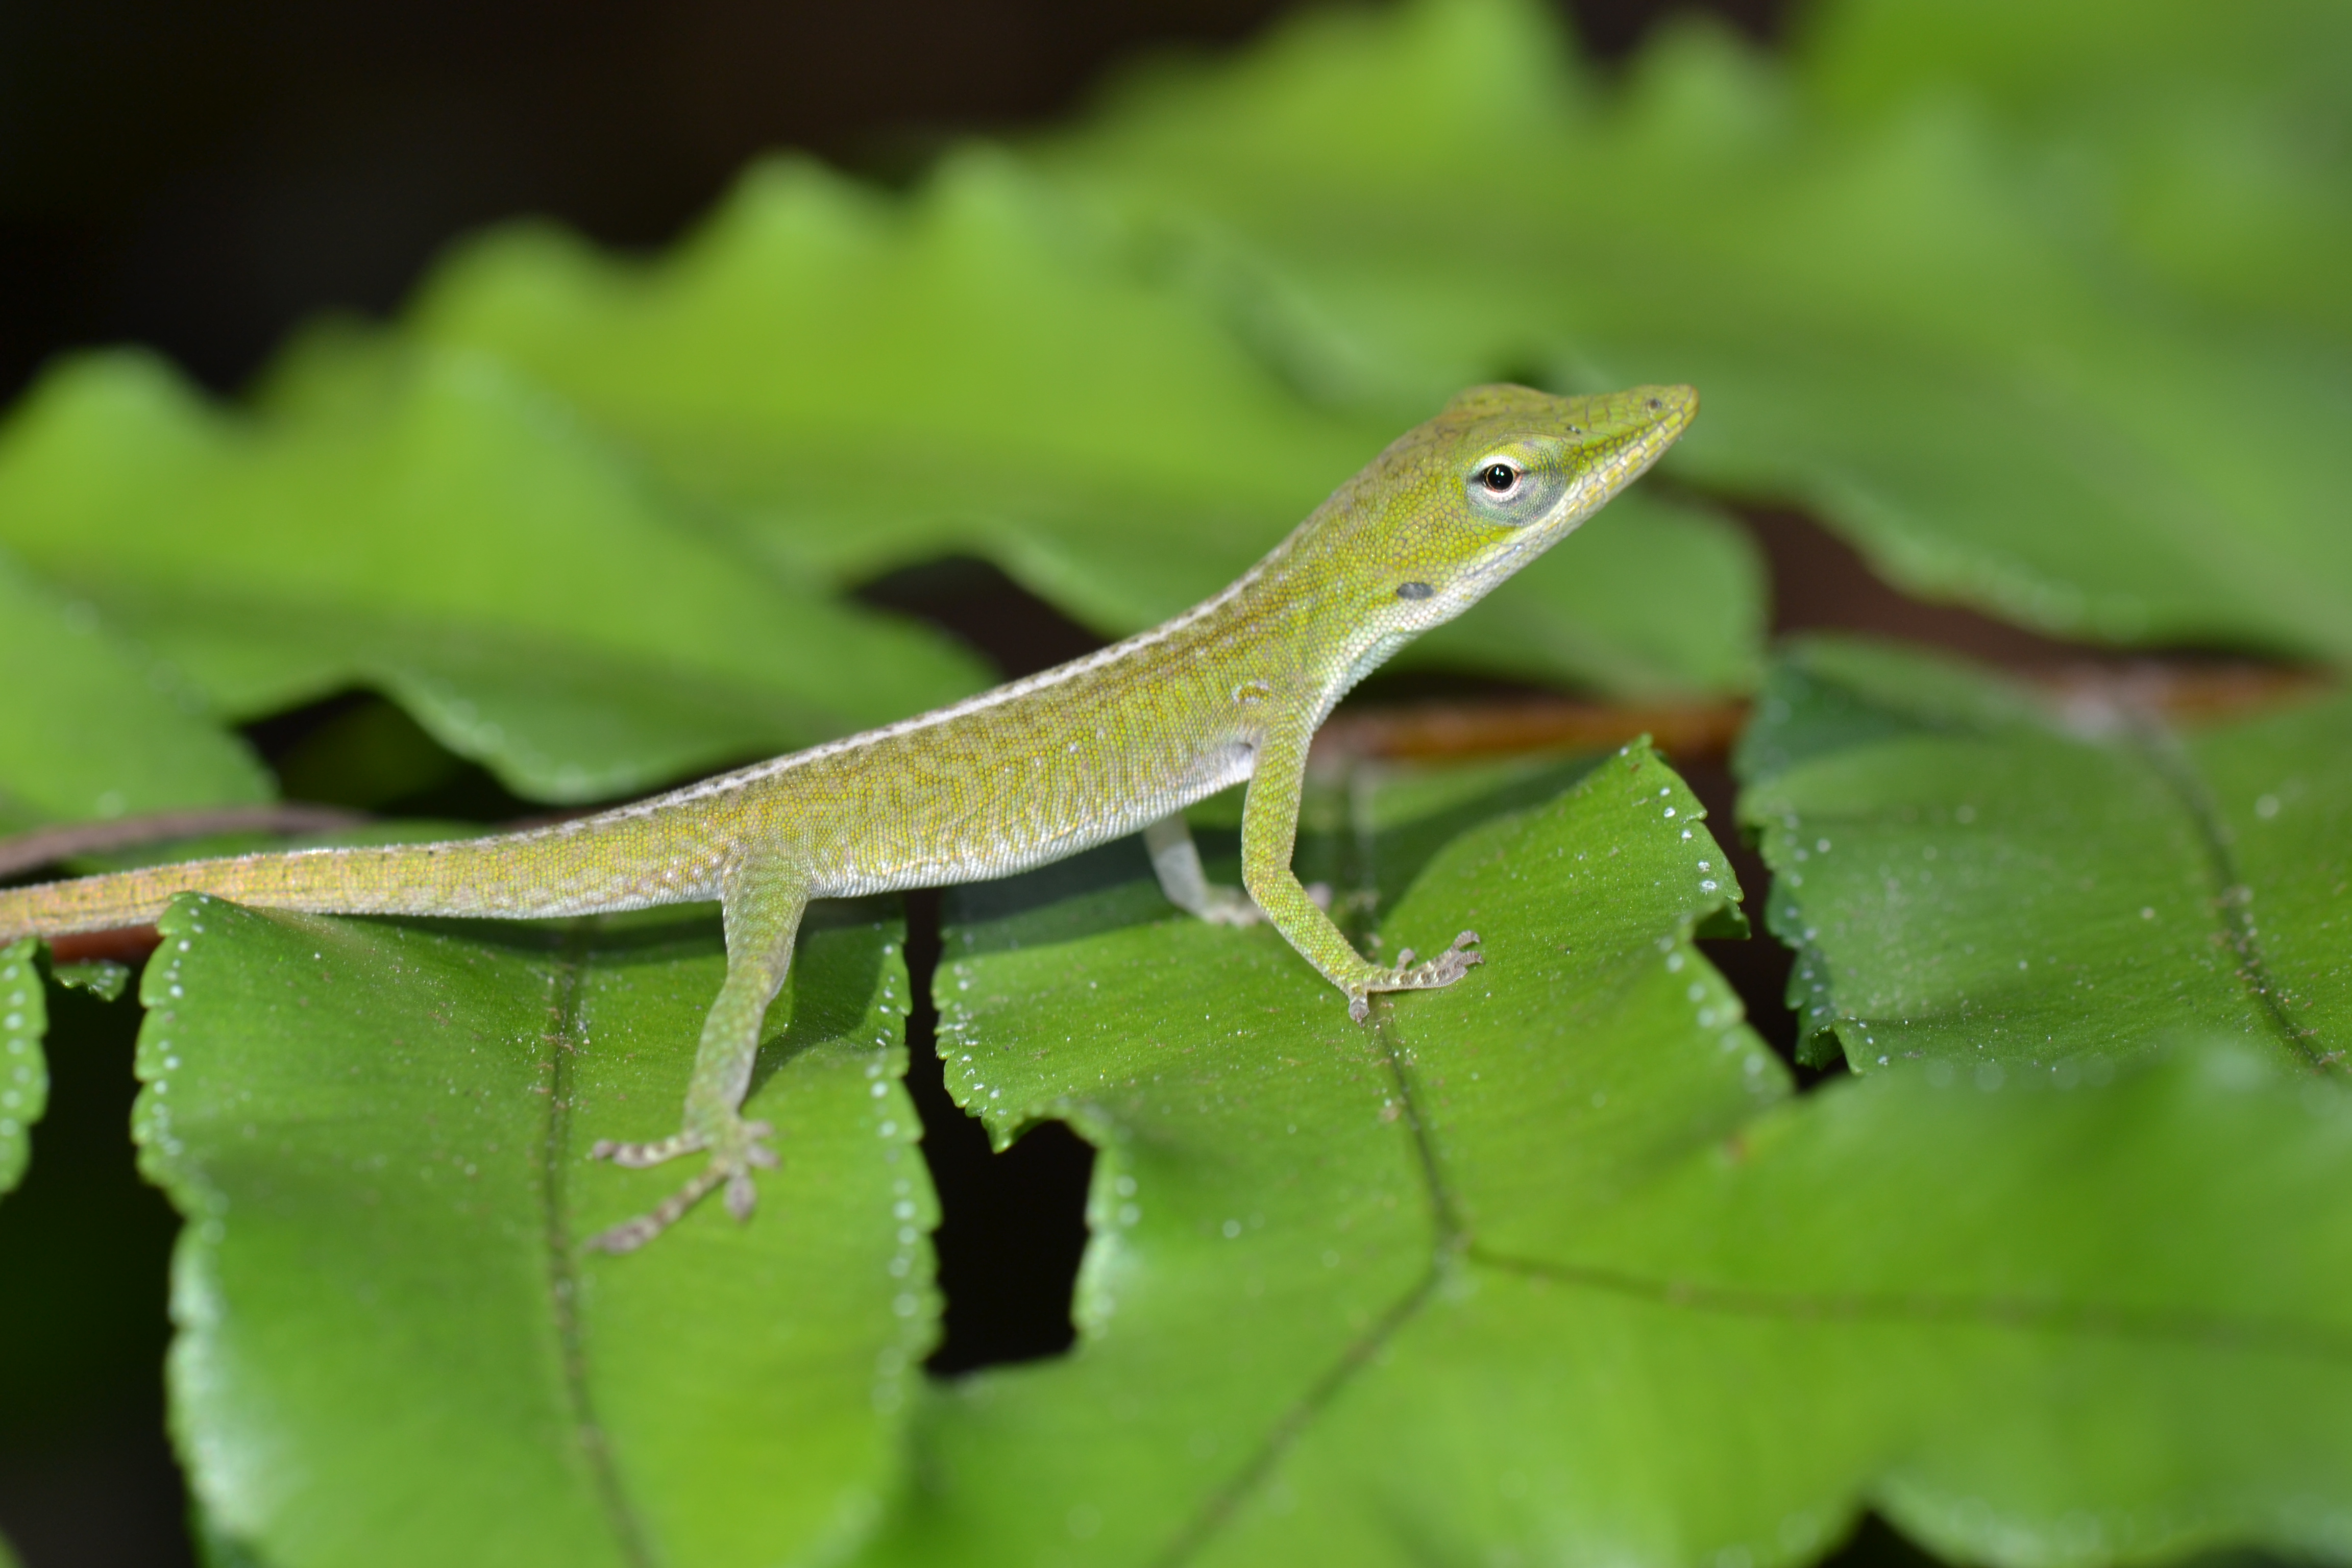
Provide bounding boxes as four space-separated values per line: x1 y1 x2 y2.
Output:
1471 1250 2352 1362
1156 992 1469 1563
2130 719 2323 1069
539 918 657 1568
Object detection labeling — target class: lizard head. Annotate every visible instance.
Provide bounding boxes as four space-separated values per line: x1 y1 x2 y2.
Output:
1314 382 1699 650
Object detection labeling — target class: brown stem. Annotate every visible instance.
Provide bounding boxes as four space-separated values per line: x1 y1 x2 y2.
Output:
0 803 371 880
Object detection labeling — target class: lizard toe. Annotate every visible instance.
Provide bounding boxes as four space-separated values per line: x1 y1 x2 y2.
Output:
590 1130 707 1169
585 1161 729 1254
724 1166 759 1221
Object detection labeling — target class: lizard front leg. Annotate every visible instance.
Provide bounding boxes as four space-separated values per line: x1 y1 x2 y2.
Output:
586 858 807 1253
1238 719 1479 1022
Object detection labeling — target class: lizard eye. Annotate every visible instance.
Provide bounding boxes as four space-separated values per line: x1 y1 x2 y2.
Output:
1465 451 1563 523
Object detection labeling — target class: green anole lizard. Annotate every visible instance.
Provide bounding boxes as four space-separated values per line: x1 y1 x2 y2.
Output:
1 382 1696 1251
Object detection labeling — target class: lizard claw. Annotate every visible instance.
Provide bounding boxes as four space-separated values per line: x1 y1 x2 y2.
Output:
589 1130 707 1168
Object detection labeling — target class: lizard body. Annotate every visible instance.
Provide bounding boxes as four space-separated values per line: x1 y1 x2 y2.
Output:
0 382 1696 1248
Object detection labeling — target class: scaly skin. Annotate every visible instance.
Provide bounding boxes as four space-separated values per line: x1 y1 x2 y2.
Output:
0 382 1697 1249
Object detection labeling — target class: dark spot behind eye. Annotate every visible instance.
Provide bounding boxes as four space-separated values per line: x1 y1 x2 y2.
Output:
1396 581 1433 601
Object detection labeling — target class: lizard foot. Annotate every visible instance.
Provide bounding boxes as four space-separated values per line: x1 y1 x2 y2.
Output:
1346 932 1483 1022
1195 885 1265 927
585 1118 779 1253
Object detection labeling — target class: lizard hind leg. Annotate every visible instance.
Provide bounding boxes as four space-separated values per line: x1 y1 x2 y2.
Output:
1143 814 1264 926
585 863 808 1255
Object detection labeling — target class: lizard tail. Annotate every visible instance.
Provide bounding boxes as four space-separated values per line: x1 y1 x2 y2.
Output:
0 813 723 941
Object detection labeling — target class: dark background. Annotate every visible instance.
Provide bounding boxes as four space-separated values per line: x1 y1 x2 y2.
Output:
0 0 1780 406
2 5 2033 1567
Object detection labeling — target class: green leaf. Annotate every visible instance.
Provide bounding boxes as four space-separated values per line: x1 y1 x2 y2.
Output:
1181 1040 2352 1568
51 959 131 1001
0 940 44 1197
1047 0 2352 663
1737 638 2351 1074
0 349 990 803
849 746 2352 1567
1798 0 2352 342
136 896 932 1567
1799 0 2352 146
0 546 270 834
264 150 1761 700
857 742 1772 1566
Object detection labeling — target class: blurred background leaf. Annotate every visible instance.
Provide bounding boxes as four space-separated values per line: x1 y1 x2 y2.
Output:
0 551 270 836
1796 0 2352 342
1047 0 2352 660
263 150 1762 700
0 349 990 804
